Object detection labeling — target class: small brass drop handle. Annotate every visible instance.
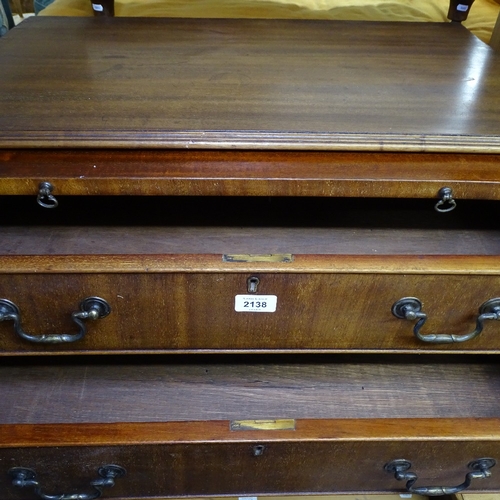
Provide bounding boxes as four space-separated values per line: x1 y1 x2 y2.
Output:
392 297 500 343
9 464 125 500
37 181 58 209
0 297 111 344
434 186 456 213
385 458 495 496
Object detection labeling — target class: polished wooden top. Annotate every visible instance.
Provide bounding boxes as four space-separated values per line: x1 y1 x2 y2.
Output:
1 17 499 152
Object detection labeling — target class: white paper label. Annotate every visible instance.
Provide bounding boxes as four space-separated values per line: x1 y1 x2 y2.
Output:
457 4 469 11
235 295 277 312
239 497 258 500
92 3 104 11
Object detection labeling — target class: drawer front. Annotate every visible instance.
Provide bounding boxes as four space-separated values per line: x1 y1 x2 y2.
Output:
2 150 500 200
1 272 500 353
1 437 500 498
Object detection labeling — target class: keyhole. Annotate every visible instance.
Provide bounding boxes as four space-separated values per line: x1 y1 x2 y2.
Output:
247 277 260 293
253 445 265 456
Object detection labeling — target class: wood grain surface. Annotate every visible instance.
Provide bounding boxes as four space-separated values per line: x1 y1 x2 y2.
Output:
1 195 499 268
1 198 499 354
2 435 500 497
2 254 500 274
2 227 500 256
1 17 499 152
2 150 500 198
1 272 500 353
1 357 500 424
3 416 500 447
2 16 500 499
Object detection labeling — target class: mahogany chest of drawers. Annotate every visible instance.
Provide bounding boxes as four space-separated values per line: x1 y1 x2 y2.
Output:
1 15 500 500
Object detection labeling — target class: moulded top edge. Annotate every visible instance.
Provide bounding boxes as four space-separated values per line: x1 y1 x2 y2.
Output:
2 131 500 153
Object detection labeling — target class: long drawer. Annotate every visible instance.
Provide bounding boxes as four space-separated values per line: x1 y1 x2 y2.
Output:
1 197 500 355
1 356 500 499
2 266 500 354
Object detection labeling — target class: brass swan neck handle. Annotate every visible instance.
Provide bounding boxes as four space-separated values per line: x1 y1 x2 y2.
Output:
8 465 126 500
0 297 110 344
385 458 495 496
392 297 500 344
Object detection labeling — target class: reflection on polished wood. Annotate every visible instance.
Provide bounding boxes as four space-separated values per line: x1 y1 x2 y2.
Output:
0 17 499 151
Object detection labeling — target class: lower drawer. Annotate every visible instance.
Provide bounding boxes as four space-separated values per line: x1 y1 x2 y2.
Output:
1 356 500 498
2 423 500 499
